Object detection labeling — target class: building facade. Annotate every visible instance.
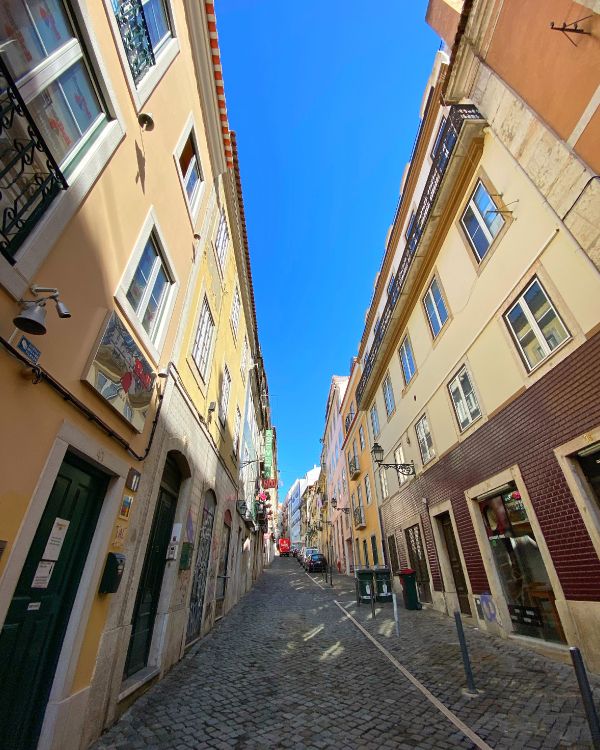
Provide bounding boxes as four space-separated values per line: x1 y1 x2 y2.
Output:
0 2 275 749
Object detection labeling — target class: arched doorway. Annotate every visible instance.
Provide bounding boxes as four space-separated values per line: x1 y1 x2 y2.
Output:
124 454 183 677
186 490 217 644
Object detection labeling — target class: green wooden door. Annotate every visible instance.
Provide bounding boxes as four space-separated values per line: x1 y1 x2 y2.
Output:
124 487 177 677
0 452 108 750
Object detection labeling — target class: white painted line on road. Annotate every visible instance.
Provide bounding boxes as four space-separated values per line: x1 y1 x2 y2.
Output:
304 570 326 589
334 600 493 750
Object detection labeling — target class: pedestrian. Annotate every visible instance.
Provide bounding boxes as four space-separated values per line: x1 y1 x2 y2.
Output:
337 559 341 573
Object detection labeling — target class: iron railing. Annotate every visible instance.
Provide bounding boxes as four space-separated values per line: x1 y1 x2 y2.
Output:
356 104 483 407
0 58 68 264
353 505 366 529
113 0 155 84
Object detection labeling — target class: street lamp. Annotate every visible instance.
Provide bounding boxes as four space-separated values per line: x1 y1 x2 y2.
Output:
371 442 415 476
330 497 350 514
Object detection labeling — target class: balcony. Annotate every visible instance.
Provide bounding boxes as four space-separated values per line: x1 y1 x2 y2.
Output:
353 506 366 529
356 104 484 408
0 58 68 264
348 456 360 479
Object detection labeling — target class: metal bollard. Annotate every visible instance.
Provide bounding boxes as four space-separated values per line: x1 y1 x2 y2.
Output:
355 578 360 606
570 647 600 749
392 592 400 637
454 611 477 695
370 576 376 619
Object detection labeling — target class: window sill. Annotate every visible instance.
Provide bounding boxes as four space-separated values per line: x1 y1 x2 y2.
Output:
0 119 125 299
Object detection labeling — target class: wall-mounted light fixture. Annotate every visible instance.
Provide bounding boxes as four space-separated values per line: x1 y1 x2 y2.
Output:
371 442 415 476
137 112 154 131
13 285 71 335
330 497 350 514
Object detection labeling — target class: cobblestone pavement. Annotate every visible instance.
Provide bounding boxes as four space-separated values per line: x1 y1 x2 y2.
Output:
92 559 599 750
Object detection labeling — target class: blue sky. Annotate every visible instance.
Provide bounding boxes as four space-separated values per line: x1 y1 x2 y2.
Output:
216 1 440 499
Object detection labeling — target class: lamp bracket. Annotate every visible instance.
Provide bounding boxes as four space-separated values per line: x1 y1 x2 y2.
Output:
378 460 416 476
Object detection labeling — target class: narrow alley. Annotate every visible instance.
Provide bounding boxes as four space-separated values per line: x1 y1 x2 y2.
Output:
92 559 597 750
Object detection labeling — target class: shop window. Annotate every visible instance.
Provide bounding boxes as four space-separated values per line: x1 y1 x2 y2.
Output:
423 277 449 338
505 278 569 371
448 366 481 431
479 485 565 643
460 180 504 261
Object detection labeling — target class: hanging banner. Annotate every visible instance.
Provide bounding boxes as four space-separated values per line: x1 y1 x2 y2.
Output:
263 429 273 477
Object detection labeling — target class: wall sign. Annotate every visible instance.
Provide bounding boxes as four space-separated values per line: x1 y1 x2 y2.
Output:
17 335 41 364
41 518 70 561
83 311 155 432
32 561 55 589
119 495 133 520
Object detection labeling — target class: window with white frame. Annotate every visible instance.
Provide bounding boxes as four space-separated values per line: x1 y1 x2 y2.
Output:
357 485 363 509
415 415 435 465
382 374 395 417
461 181 504 262
111 0 172 84
370 404 380 437
233 406 241 455
448 367 481 431
178 131 202 212
505 278 569 371
423 277 448 338
192 296 214 379
2 0 107 175
230 286 241 338
379 467 389 499
394 444 409 485
399 336 416 385
364 473 372 505
125 233 173 342
219 365 231 425
359 424 365 451
240 336 249 382
215 210 229 269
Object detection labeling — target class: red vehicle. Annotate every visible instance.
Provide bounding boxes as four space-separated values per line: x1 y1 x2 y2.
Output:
278 538 291 556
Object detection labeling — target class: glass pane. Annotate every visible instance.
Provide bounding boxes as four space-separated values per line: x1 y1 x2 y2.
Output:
185 158 201 202
507 302 544 369
459 371 480 420
27 78 80 165
142 0 170 51
450 383 469 429
424 293 441 337
431 279 448 326
524 281 568 351
142 266 168 335
30 0 73 56
463 205 490 260
127 240 156 312
58 60 103 136
474 182 504 237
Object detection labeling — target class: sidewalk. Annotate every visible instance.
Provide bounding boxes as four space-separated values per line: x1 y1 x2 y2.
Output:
306 568 599 749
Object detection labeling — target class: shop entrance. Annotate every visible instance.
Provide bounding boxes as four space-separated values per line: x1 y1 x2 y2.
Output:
479 484 565 642
124 456 180 677
577 445 600 510
438 512 472 616
405 523 432 603
0 452 108 750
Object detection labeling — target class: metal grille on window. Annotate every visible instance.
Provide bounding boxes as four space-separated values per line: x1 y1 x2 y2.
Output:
112 0 156 83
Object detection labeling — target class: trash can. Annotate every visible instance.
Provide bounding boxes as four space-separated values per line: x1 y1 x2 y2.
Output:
355 568 374 603
374 566 393 602
398 568 421 610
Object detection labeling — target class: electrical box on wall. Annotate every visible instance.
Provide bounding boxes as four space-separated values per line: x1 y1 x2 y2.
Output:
99 553 126 594
166 543 178 561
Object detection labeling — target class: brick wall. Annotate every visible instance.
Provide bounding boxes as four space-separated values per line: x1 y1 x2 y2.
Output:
381 332 600 601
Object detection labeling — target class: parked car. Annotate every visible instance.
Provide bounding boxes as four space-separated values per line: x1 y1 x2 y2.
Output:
307 553 326 573
301 548 319 568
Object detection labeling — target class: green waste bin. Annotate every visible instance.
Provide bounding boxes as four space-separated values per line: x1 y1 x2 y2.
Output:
355 568 374 603
399 568 421 610
374 567 393 602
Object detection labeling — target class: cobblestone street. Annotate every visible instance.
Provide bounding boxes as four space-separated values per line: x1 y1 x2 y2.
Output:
92 559 599 750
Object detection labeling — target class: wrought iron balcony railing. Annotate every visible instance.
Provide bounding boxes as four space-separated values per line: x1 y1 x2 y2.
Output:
0 58 68 264
113 0 156 84
353 505 366 529
356 104 483 407
348 456 360 479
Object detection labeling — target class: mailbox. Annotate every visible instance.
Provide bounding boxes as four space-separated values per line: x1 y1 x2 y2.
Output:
99 553 126 594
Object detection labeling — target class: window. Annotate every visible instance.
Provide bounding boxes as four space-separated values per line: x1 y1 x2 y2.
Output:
448 367 481 430
370 404 380 438
379 468 389 499
215 210 229 269
233 406 241 454
363 539 369 567
126 233 173 341
382 374 395 417
112 0 172 84
2 1 106 172
387 534 400 573
240 336 249 382
219 365 231 425
371 535 379 567
416 415 435 465
431 116 447 159
342 468 348 495
461 181 504 261
399 336 416 385
230 286 241 338
359 425 365 451
351 493 356 510
178 132 202 211
394 444 409 485
423 277 448 337
364 474 372 505
357 485 363 508
505 278 569 371
192 297 215 379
